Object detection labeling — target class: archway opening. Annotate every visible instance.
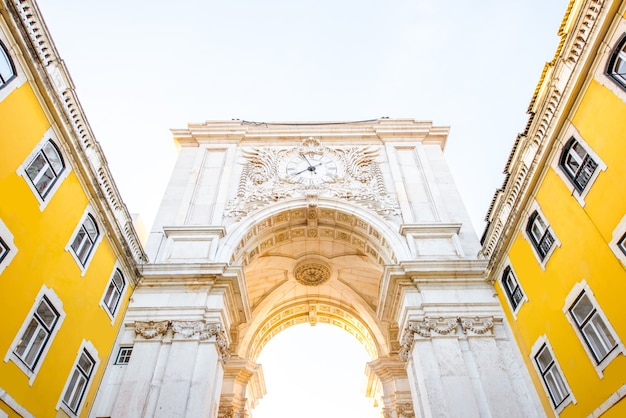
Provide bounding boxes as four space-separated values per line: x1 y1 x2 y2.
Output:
252 323 380 418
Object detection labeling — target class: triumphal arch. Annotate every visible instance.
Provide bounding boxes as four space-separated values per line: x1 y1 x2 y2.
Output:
92 119 543 417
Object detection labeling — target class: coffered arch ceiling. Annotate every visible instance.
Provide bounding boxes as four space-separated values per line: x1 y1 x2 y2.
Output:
225 200 408 361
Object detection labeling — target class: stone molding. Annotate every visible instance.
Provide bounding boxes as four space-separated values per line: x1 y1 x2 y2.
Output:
481 0 607 270
134 320 231 362
217 405 246 418
399 316 495 361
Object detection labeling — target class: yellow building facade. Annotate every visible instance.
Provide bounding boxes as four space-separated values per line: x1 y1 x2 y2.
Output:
482 0 626 416
0 1 146 417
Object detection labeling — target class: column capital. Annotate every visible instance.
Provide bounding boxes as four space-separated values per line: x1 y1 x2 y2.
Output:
134 320 169 339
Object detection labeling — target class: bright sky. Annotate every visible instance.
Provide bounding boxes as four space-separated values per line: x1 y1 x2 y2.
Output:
36 1 569 416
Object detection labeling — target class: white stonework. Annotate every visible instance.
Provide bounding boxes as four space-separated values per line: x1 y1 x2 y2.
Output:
92 119 543 417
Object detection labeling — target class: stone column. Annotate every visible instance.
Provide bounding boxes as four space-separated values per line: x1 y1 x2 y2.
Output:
218 357 265 418
366 355 415 418
110 320 230 418
399 316 542 418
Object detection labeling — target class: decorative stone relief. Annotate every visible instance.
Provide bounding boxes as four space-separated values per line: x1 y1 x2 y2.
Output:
224 137 400 221
459 316 494 336
134 320 231 361
398 317 459 361
399 316 497 360
294 261 331 286
135 320 169 339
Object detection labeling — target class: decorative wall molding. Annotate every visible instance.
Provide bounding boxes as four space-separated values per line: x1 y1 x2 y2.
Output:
399 316 496 361
134 320 231 361
224 137 400 221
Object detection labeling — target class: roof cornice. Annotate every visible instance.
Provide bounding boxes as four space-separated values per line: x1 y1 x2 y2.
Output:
5 0 148 271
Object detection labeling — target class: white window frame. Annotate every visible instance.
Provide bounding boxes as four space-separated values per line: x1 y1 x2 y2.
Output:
100 266 127 321
498 262 528 317
563 281 625 377
552 125 606 206
57 340 99 417
609 215 626 266
4 286 66 384
0 21 26 102
530 336 576 414
522 203 560 269
17 129 71 211
66 206 103 275
115 346 133 365
0 218 18 275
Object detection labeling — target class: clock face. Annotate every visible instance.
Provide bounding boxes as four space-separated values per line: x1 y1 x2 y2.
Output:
285 153 338 185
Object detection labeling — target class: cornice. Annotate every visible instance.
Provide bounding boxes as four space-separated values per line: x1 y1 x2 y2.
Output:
171 119 450 149
480 0 610 272
6 0 148 271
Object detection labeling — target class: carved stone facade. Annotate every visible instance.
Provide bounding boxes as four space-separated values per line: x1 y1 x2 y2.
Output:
92 119 543 417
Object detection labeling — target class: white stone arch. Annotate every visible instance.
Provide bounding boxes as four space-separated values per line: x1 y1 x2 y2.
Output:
217 197 412 265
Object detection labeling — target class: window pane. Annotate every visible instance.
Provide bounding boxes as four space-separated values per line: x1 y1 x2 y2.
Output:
545 368 568 405
583 316 616 362
64 372 87 412
570 294 593 325
14 319 39 357
25 153 46 182
78 352 94 375
43 141 64 174
84 216 98 240
535 346 553 372
36 299 58 329
113 271 124 288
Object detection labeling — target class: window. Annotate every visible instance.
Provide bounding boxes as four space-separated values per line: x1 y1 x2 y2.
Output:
62 349 95 414
501 266 524 311
526 211 555 261
607 33 626 89
103 269 125 316
0 236 8 264
25 140 65 199
568 291 617 364
13 296 60 370
115 347 133 365
559 138 598 192
534 344 571 409
0 40 16 89
70 214 99 266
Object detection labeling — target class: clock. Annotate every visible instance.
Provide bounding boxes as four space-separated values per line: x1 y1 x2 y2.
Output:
285 153 338 185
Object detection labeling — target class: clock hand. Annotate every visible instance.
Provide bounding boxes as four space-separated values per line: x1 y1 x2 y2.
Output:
293 163 322 176
301 154 314 168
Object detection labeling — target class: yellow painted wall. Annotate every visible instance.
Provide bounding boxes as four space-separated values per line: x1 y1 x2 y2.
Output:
497 73 626 416
0 71 131 416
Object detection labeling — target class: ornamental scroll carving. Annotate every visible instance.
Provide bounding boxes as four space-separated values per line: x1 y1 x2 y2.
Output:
134 320 231 362
399 316 496 361
135 320 169 339
224 138 400 221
